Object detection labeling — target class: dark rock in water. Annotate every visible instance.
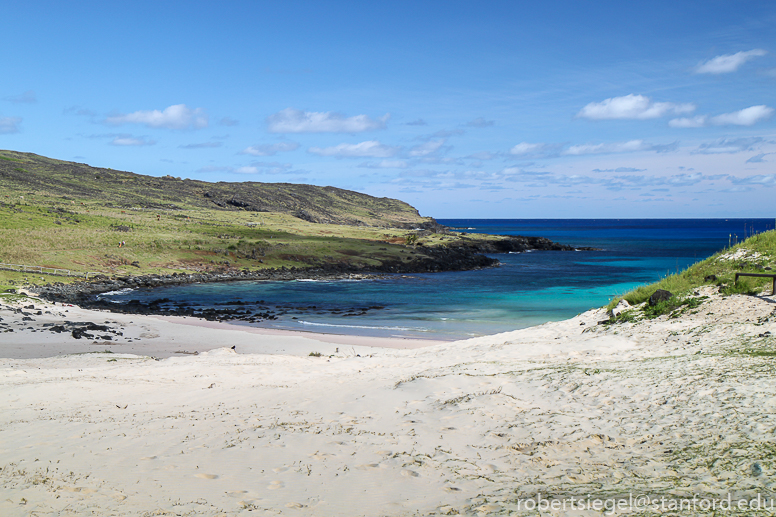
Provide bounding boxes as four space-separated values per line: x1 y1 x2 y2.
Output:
704 274 717 282
649 290 673 306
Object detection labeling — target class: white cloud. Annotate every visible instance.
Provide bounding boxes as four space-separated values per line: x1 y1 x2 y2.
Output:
510 142 548 155
564 140 649 155
308 140 399 158
670 105 773 128
358 160 409 169
110 136 155 146
106 104 208 129
711 105 773 126
592 167 646 173
729 174 776 186
235 166 259 174
0 116 21 134
4 90 36 104
695 49 767 74
668 116 708 128
409 139 445 157
577 94 695 120
267 108 388 133
241 142 300 156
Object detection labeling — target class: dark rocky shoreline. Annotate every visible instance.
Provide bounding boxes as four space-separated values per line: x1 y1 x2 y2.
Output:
26 235 596 323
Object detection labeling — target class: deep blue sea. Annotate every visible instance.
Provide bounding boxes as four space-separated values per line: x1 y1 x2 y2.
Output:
104 219 774 340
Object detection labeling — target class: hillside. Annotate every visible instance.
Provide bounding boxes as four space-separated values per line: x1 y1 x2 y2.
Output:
0 150 591 293
604 230 776 320
0 150 499 287
0 150 434 228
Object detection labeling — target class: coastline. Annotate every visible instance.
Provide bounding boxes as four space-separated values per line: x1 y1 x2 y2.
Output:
0 295 443 360
2 286 776 515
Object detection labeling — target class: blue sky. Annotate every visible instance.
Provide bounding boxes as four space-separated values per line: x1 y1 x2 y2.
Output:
2 1 775 218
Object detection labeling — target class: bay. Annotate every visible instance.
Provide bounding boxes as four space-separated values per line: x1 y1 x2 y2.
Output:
102 219 773 339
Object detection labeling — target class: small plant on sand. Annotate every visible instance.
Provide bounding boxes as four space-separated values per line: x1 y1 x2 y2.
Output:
719 280 760 296
642 296 705 319
601 310 638 325
308 351 322 357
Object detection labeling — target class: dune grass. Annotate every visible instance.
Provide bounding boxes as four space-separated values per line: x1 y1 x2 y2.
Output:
608 230 776 309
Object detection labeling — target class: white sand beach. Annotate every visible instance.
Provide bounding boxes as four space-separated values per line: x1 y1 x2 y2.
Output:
2 288 776 515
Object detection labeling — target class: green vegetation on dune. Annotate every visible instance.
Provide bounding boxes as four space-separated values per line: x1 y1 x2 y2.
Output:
608 230 776 310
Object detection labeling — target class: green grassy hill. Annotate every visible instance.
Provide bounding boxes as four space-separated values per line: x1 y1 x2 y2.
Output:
0 150 433 227
0 150 495 288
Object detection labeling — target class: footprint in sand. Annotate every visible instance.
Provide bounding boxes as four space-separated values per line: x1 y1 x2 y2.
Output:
267 481 285 490
400 469 419 478
444 486 461 492
355 463 380 470
194 473 218 479
285 502 305 509
375 450 392 456
139 456 157 460
227 491 248 497
272 467 288 473
477 503 501 513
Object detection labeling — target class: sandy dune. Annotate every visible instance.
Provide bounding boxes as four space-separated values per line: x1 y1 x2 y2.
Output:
2 287 776 515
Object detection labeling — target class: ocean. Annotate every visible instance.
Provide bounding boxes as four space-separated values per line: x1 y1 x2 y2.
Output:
102 219 773 340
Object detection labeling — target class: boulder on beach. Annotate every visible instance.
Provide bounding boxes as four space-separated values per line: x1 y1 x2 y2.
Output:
648 289 673 306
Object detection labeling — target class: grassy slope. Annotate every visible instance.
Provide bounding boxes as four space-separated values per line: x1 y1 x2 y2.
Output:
0 150 431 227
0 150 502 291
608 230 776 310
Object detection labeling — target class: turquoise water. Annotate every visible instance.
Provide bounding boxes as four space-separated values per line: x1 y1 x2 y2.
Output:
104 219 773 339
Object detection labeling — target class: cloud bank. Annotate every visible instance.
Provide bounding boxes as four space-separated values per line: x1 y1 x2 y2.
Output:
577 94 695 120
695 49 767 74
106 104 208 130
110 135 155 146
670 105 774 127
241 142 300 156
267 108 388 133
308 140 399 158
